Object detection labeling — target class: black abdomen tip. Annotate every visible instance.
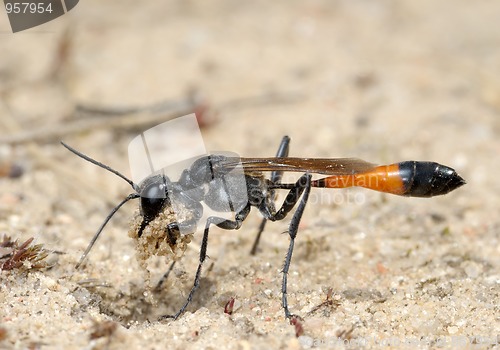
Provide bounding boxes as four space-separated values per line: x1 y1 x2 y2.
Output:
399 161 466 198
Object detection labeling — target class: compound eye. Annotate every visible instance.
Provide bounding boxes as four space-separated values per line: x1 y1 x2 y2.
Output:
142 181 165 199
139 175 169 222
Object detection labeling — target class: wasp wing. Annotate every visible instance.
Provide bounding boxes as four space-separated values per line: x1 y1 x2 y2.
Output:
216 157 377 175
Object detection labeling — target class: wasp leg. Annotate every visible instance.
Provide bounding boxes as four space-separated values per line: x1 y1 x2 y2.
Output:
280 173 312 320
159 204 251 320
250 135 290 255
154 260 176 292
261 172 310 222
256 172 313 319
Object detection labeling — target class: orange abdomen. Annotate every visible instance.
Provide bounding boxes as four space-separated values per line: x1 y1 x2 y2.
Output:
311 161 465 197
311 164 406 195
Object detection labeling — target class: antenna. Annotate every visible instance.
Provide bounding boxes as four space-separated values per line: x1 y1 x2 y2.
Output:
61 141 139 192
61 141 141 268
75 193 139 268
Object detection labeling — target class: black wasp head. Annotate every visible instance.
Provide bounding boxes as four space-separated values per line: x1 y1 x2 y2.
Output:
138 173 172 223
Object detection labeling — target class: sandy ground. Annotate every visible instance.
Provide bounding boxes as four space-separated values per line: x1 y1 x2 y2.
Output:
1 1 499 349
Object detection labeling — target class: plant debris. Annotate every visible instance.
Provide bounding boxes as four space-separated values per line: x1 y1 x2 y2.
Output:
89 320 118 340
289 315 305 337
0 235 49 271
224 297 236 315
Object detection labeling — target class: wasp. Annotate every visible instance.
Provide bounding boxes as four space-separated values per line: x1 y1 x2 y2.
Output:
61 135 465 320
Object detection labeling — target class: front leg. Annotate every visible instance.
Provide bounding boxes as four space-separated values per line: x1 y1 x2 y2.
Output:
159 204 251 320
